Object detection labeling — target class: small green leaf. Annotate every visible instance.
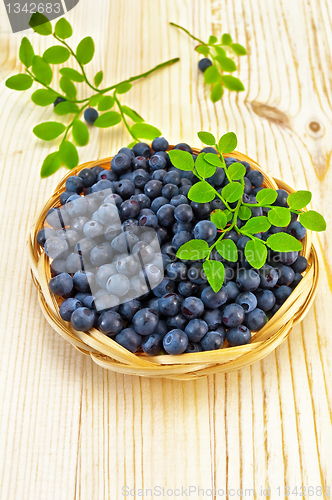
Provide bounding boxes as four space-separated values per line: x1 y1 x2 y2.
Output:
131 123 161 140
76 37 95 65
218 131 237 153
224 210 233 222
221 33 232 45
217 57 237 72
204 153 223 167
195 153 216 178
94 111 122 128
241 216 271 234
231 43 247 56
256 188 277 205
216 239 238 262
245 239 267 269
211 209 227 229
238 206 251 220
204 65 220 84
97 96 115 112
33 121 66 141
127 141 138 148
122 105 144 122
116 82 132 94
89 94 102 106
32 56 52 85
168 150 194 171
59 140 79 169
94 70 103 87
197 131 216 146
266 233 303 252
203 260 225 292
31 89 57 106
208 35 218 44
43 46 70 64
268 207 291 227
53 101 79 115
5 74 33 91
188 181 216 203
29 13 52 36
210 83 223 102
228 162 246 180
72 120 89 147
221 75 245 91
40 152 62 178
19 38 34 68
60 76 77 99
176 240 209 260
215 46 226 57
287 190 312 210
54 18 73 39
60 68 84 82
195 45 209 57
299 210 326 231
221 182 244 203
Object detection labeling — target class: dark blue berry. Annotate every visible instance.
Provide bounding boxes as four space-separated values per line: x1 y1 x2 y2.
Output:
133 308 159 335
236 269 260 291
120 199 140 219
275 285 292 304
60 190 76 205
198 58 213 72
152 169 167 182
141 333 163 356
201 330 225 350
255 289 276 311
227 325 251 346
207 167 225 187
178 281 199 297
54 96 66 107
152 137 169 152
244 308 266 330
172 231 193 251
203 309 223 330
223 281 240 302
118 147 135 160
193 220 217 242
163 329 188 355
201 286 228 308
235 291 257 313
98 311 123 335
71 307 95 331
84 107 99 124
291 273 303 288
158 293 181 316
174 143 192 153
132 169 151 189
246 170 263 188
162 183 178 199
144 180 163 199
274 250 299 265
151 196 169 213
132 142 151 159
170 195 188 207
130 193 151 209
190 202 211 220
277 264 295 286
110 153 132 177
185 342 203 353
163 170 181 185
115 328 142 353
222 303 245 327
114 179 135 199
287 221 306 240
184 319 208 342
91 179 113 194
152 278 175 297
181 296 204 319
166 262 187 281
188 263 207 284
166 313 188 330
139 213 158 229
59 298 83 321
291 256 307 274
97 169 117 183
174 204 194 223
73 270 95 293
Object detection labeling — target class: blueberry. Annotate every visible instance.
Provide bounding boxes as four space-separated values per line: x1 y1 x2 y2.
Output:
54 96 66 107
139 263 162 287
178 281 199 297
179 185 191 196
203 309 223 330
37 227 56 247
259 264 279 289
235 291 257 313
246 170 263 188
149 154 167 171
287 221 306 240
112 232 139 253
270 304 281 316
140 333 162 356
97 202 119 225
198 58 213 72
151 196 169 213
275 285 292 304
104 193 123 208
272 189 289 207
162 183 179 199
201 146 217 154
165 262 187 281
163 170 181 186
223 281 240 302
185 342 203 353
201 330 225 350
49 273 73 296
291 273 303 288
151 278 175 298
156 226 169 244
59 298 83 321
184 318 208 342
152 169 167 182
181 296 204 319
172 231 193 251
223 229 239 244
188 263 207 284
91 165 105 176
291 256 307 274
115 328 142 353
152 137 169 152
133 308 159 335
193 220 217 243
138 213 158 229
174 204 194 223
56 229 81 248
60 190 77 206
255 289 276 312
236 269 260 292
172 222 193 235
163 329 188 355
244 308 267 330
227 325 251 346
132 142 151 159
207 167 225 187
98 311 123 335
190 202 211 220
222 303 245 327
117 147 135 160
97 170 117 183
169 195 188 207
71 307 95 331
144 180 163 199
84 107 98 124
91 179 113 194
64 195 87 218
276 264 295 286
132 169 151 189
73 270 95 293
131 156 147 171
201 286 228 309
130 193 151 209
244 177 252 194
114 179 135 199
118 300 141 321
173 143 192 153
119 199 140 220
157 293 180 316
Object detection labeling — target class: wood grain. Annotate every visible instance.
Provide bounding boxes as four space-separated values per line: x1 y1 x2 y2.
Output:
0 0 331 498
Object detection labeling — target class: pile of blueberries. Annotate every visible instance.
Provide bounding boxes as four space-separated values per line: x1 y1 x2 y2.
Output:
37 137 308 356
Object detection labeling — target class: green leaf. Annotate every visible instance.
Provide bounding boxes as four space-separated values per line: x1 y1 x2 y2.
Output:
127 141 138 148
195 45 209 57
210 83 223 102
94 70 103 87
122 105 144 122
115 82 132 94
217 57 237 72
97 96 115 112
268 207 291 227
287 190 312 210
215 46 227 58
221 75 245 91
176 240 209 260
203 260 225 293
29 13 52 36
19 38 34 68
59 140 79 169
188 181 216 203
60 68 84 82
218 131 237 153
238 206 251 220
256 188 277 205
60 76 77 99
43 46 70 64
204 65 220 84
266 233 303 252
245 239 267 269
31 89 57 106
53 101 79 115
216 239 238 262
89 94 102 106
76 37 95 65
221 33 232 45
72 120 89 147
130 123 161 140
5 74 33 91
168 150 194 171
204 153 223 167
224 210 233 222
32 56 52 85
197 131 216 146
94 111 122 128
241 216 271 234
54 18 73 39
195 153 216 178
231 43 247 56
211 209 227 229
208 35 218 44
228 162 246 180
299 210 326 231
40 152 62 178
33 121 66 141
221 182 244 202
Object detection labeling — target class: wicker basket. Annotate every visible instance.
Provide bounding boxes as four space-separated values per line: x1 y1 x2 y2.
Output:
28 149 319 380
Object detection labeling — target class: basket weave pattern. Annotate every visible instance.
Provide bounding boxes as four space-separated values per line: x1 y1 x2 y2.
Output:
28 149 319 380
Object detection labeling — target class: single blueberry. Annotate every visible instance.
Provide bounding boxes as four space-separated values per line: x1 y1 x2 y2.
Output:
201 330 225 350
84 108 99 124
163 329 188 355
227 325 251 346
71 307 96 331
115 328 142 353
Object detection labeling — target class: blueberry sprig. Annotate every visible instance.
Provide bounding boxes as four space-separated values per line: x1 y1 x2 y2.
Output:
5 13 179 178
168 130 326 293
170 22 246 102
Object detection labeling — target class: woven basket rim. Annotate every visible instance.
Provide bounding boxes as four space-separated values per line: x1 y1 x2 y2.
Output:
28 148 319 379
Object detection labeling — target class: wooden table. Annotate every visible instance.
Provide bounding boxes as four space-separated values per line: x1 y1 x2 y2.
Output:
1 0 331 498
